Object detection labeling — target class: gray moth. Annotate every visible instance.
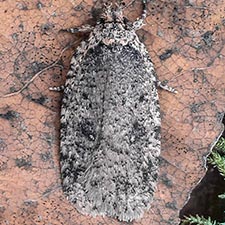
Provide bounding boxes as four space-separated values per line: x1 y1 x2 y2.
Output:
54 0 176 222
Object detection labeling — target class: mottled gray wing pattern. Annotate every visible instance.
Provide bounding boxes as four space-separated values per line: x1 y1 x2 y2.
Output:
60 43 160 221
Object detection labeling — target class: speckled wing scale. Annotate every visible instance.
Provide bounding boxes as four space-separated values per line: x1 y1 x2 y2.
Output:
58 0 176 222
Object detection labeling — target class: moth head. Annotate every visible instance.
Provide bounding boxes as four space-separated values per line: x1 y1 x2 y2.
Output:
93 1 146 26
100 2 124 23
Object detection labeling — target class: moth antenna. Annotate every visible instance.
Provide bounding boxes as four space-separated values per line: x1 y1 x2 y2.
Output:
104 2 112 8
141 0 147 20
120 0 147 17
135 0 147 20
130 0 148 30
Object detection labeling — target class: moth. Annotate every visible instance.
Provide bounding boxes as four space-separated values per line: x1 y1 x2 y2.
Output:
52 0 176 222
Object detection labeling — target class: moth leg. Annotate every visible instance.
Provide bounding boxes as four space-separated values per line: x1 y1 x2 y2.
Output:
49 85 65 92
156 80 177 93
60 25 93 34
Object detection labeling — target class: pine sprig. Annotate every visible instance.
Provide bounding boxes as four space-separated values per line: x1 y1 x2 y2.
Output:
208 151 225 177
218 193 225 199
214 137 225 152
181 215 218 225
181 137 225 225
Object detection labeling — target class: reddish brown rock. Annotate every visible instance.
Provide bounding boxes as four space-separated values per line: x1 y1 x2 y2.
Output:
0 0 224 224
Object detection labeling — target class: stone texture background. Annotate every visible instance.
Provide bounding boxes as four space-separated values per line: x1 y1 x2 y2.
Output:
0 0 224 224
